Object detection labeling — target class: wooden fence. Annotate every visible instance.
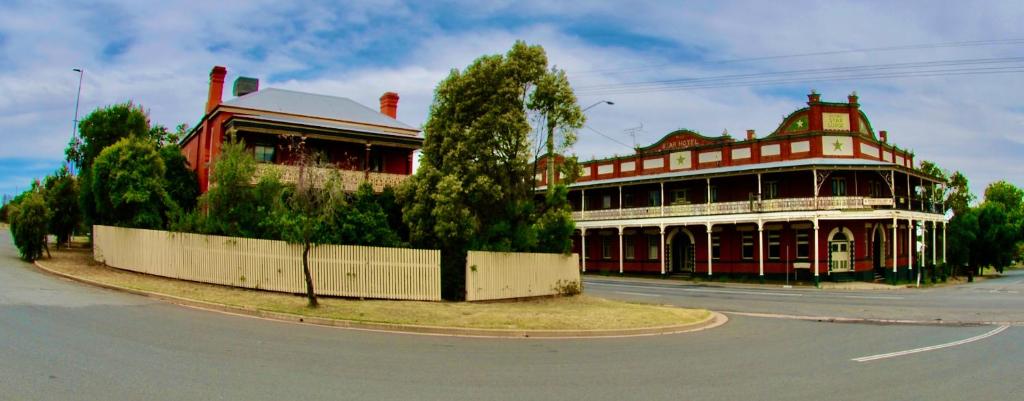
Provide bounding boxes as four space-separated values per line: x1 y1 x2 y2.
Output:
93 225 441 301
465 251 581 301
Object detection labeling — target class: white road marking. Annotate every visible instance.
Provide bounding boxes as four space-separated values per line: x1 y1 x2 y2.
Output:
614 291 661 297
852 325 1010 362
587 281 802 297
838 295 904 300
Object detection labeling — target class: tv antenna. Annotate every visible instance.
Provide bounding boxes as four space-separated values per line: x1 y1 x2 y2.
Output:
623 123 644 148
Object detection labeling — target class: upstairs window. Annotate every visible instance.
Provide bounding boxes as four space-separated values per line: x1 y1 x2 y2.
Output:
648 190 661 207
623 193 634 208
369 153 384 172
254 145 275 163
602 195 612 209
709 186 719 203
831 177 847 196
764 181 779 200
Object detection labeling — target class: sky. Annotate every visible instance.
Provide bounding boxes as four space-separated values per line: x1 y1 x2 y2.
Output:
1 0 1022 202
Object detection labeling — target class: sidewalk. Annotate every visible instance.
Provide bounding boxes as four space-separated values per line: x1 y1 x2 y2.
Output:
584 272 989 292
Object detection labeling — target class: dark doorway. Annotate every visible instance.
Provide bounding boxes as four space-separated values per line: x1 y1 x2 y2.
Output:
671 233 694 273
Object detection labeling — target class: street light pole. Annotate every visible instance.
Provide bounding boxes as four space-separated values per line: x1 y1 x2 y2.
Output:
582 100 614 113
71 68 84 175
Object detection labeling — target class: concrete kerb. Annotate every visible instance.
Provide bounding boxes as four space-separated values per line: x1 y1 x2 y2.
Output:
32 260 726 339
726 311 1023 327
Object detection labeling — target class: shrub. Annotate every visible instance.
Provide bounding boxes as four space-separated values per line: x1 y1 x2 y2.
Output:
9 192 50 261
91 136 176 229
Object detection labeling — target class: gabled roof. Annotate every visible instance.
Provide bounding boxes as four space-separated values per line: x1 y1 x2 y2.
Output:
221 88 417 131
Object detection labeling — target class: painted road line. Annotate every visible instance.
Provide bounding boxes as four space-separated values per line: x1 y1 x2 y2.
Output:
852 325 1010 362
614 291 661 297
838 295 905 300
587 281 803 297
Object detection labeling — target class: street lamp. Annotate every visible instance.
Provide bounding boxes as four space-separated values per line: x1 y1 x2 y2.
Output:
71 68 84 175
582 100 614 113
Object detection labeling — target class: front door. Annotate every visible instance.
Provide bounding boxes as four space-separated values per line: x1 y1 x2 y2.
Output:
830 240 851 272
671 235 694 273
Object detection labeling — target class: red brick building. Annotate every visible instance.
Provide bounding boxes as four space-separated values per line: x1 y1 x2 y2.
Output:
181 66 423 193
537 92 947 283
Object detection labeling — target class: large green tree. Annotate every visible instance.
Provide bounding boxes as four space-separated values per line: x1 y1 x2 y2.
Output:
91 137 176 229
68 102 151 227
43 166 80 246
195 137 285 239
9 190 50 261
401 41 580 299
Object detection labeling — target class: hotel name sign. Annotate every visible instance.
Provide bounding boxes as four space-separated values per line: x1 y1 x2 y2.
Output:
822 113 851 131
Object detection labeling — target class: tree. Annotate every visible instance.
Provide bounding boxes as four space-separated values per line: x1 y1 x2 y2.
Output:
91 137 176 229
195 136 285 239
529 67 585 186
975 202 1018 274
9 191 50 261
946 171 974 217
68 102 151 227
401 41 581 299
160 145 199 212
946 208 978 276
43 166 80 246
983 180 1024 214
323 182 402 247
533 184 575 254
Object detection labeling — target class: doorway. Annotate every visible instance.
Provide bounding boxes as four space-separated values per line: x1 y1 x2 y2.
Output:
671 233 695 273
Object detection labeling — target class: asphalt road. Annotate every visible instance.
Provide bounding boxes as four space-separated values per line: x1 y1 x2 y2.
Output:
2 231 1021 401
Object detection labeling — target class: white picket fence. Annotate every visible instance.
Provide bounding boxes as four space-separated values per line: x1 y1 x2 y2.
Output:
93 225 441 301
465 251 581 301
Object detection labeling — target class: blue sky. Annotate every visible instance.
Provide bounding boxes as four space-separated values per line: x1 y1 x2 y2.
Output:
1 0 1023 202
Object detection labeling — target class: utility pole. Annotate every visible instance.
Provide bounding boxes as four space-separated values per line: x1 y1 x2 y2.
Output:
71 68 84 175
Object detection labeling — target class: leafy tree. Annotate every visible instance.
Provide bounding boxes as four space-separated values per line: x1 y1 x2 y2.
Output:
946 171 974 217
946 208 978 276
195 136 285 239
401 41 581 299
529 67 585 185
43 166 80 246
323 182 402 247
9 191 50 261
91 137 176 229
68 102 151 227
160 145 199 212
975 202 1018 274
983 180 1024 214
533 184 575 253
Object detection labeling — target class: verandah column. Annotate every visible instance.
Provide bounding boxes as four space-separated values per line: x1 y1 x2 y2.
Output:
942 222 947 264
757 220 764 280
581 228 587 273
931 220 937 266
813 218 820 287
706 223 713 276
660 225 666 275
908 219 914 275
892 215 898 285
618 226 624 275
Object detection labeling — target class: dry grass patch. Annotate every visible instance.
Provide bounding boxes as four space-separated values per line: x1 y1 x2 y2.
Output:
41 248 710 330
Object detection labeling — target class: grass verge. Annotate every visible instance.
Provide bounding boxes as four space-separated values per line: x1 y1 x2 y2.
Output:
41 247 711 331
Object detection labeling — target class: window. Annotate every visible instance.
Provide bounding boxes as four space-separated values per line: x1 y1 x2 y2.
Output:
648 190 661 207
869 180 882 197
602 195 612 209
648 235 659 260
741 232 755 260
254 145 275 163
625 237 635 260
369 153 384 172
764 181 778 200
709 186 719 202
796 231 809 259
672 189 689 204
601 237 612 260
623 193 634 208
768 231 781 259
712 234 721 260
831 177 847 196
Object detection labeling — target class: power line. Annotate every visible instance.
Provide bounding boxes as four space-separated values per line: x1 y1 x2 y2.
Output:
583 125 635 151
570 38 1024 77
576 60 1024 96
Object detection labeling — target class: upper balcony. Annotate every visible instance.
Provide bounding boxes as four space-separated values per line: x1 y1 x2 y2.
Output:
571 196 941 222
254 164 408 192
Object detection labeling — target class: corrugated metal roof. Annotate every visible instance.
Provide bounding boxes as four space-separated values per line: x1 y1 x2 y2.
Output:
222 88 418 131
232 114 423 143
564 158 903 189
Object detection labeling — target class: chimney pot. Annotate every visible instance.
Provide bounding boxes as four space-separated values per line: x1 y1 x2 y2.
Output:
232 76 259 97
880 130 888 143
380 92 399 119
206 66 227 115
746 129 755 140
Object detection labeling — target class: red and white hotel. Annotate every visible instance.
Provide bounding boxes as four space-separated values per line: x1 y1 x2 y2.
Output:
538 92 947 284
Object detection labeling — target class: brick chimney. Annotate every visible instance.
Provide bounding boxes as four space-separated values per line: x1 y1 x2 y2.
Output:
380 92 399 119
746 129 756 140
880 130 888 143
206 66 227 115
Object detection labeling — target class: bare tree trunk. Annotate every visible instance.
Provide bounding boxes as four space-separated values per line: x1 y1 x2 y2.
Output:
302 243 318 307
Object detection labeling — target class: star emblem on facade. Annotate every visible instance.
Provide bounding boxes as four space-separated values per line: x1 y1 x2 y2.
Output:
833 140 844 151
676 154 687 165
795 119 805 128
